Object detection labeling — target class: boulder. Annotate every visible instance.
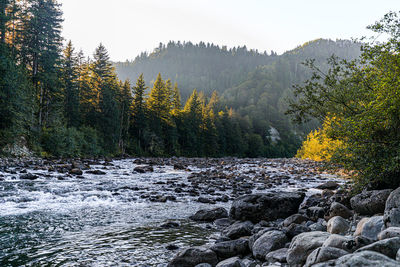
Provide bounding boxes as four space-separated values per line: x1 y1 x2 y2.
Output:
284 223 311 239
216 257 245 267
69 168 83 175
329 202 353 219
229 192 305 223
133 165 154 173
344 236 374 252
356 216 385 241
384 187 400 227
282 214 309 227
168 247 218 267
327 216 350 235
354 217 370 236
350 189 392 216
286 231 330 266
86 169 106 175
265 248 288 263
304 247 348 267
210 239 249 260
222 221 253 239
378 227 400 240
355 237 400 259
322 234 353 252
20 173 38 180
316 181 340 190
190 207 228 222
306 206 326 221
252 230 288 260
333 251 399 266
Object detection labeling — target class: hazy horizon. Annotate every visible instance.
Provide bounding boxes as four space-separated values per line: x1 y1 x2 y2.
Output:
60 0 399 61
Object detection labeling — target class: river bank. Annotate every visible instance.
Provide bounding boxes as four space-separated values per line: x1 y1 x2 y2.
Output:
0 157 343 266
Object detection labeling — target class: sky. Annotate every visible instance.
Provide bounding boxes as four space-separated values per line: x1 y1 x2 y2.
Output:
60 0 399 61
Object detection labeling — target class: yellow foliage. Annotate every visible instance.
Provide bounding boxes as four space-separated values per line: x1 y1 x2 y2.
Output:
296 123 343 161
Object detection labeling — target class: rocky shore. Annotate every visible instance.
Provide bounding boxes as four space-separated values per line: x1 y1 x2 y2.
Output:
169 175 400 266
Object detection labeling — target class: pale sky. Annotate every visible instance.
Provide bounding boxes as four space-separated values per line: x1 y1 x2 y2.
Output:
60 0 399 61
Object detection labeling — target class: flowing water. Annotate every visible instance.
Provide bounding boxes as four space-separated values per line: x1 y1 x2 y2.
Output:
0 159 339 266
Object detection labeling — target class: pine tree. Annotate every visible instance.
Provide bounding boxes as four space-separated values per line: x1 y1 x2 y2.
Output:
131 74 147 150
171 82 181 112
117 79 132 153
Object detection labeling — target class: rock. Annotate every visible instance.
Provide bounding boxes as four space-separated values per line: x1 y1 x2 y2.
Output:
168 247 218 267
248 227 277 249
329 202 353 219
327 216 350 235
198 197 216 204
252 230 288 260
333 250 400 266
355 237 400 259
304 247 349 267
284 223 311 239
133 165 154 173
214 218 235 228
286 231 330 266
282 214 309 227
223 221 253 239
309 221 327 232
384 187 400 227
160 221 180 228
322 234 353 252
190 207 228 222
357 216 385 241
265 248 288 263
378 227 400 240
241 258 257 267
229 192 305 223
306 206 326 221
86 169 106 175
344 236 374 252
166 244 180 250
316 181 340 190
20 173 38 180
354 217 370 236
195 264 212 267
210 239 249 260
216 257 245 267
69 168 83 175
350 189 392 216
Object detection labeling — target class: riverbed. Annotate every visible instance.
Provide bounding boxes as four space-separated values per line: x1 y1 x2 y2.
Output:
0 158 340 266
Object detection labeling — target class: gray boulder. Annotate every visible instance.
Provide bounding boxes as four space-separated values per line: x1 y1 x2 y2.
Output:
355 237 400 259
223 221 253 239
210 239 249 260
282 214 309 227
329 202 353 219
265 248 288 263
229 192 305 223
378 227 400 240
322 234 353 252
252 230 288 260
384 187 400 227
327 216 350 235
286 231 330 266
358 216 385 241
190 207 228 222
168 247 218 267
304 246 348 267
216 257 245 267
350 189 392 215
334 250 399 266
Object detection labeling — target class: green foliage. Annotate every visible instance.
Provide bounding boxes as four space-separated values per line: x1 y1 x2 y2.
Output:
288 12 400 189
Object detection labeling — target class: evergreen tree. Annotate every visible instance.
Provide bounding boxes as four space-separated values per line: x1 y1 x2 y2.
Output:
131 74 147 151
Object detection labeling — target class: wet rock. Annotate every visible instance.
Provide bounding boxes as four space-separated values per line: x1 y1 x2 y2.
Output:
282 214 309 227
378 227 400 240
190 207 228 222
20 173 38 180
168 247 218 267
210 238 249 259
252 230 288 260
329 202 353 219
160 221 180 228
323 234 353 252
384 187 400 227
222 221 253 239
229 192 305 223
284 223 311 239
350 190 391 216
133 165 154 173
214 218 234 228
316 181 340 190
286 231 330 266
174 163 187 170
166 244 180 250
306 206 326 221
86 169 106 175
69 168 83 175
265 248 288 263
198 197 216 204
215 257 245 267
355 237 400 259
327 216 350 235
305 247 349 267
356 216 384 241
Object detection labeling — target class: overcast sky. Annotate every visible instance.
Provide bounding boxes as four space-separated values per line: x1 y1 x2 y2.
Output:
60 0 399 61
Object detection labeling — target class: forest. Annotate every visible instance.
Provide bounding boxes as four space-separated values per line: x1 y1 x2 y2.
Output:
0 0 362 159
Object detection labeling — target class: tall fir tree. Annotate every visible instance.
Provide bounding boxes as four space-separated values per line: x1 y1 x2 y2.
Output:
131 74 147 151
